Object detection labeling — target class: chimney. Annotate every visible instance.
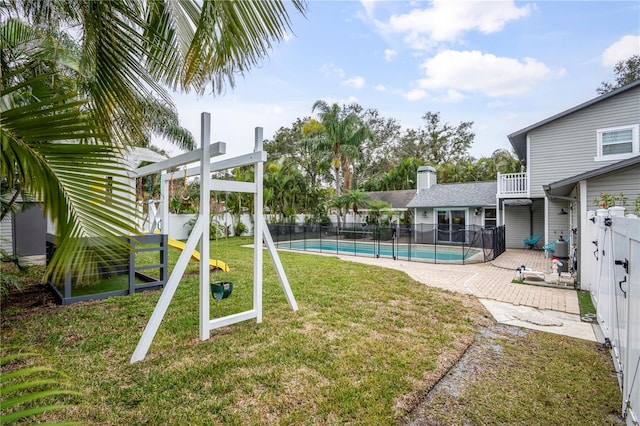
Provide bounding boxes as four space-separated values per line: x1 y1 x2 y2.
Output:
417 166 437 193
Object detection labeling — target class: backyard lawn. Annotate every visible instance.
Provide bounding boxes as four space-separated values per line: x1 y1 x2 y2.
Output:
1 237 622 425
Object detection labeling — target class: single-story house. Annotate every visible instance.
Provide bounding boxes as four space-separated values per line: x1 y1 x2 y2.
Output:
407 166 498 243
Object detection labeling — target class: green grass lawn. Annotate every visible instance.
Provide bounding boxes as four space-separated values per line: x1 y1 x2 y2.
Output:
1 237 622 425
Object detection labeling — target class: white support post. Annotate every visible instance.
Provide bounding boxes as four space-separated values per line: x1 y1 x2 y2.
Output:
261 215 298 311
133 143 225 178
200 113 211 341
130 216 203 363
186 151 265 178
254 127 264 323
161 172 169 234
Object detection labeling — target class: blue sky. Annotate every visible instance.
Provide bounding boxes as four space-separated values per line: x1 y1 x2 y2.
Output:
163 1 640 160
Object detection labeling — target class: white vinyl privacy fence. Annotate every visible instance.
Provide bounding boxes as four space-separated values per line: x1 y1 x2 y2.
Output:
589 208 639 425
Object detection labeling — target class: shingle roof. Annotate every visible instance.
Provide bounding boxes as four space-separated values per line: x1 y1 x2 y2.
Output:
406 181 497 208
364 190 416 209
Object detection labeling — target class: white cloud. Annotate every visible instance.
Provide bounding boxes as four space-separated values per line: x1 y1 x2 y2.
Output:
417 50 563 97
384 48 397 62
375 0 531 46
487 100 511 108
403 88 427 101
359 0 379 17
442 89 465 103
602 35 640 67
154 94 305 158
374 84 387 92
343 76 366 89
320 63 345 78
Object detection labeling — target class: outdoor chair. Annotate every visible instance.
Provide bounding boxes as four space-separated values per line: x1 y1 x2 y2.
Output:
522 232 543 249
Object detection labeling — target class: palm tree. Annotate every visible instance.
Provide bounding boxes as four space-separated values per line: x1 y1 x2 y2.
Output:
330 194 350 228
343 189 370 224
1 2 306 281
310 101 371 197
263 159 305 222
367 199 390 225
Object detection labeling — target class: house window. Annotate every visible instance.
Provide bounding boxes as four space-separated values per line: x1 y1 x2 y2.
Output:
484 208 497 228
596 125 639 161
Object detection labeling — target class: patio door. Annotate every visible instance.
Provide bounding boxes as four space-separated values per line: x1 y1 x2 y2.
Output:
437 209 466 243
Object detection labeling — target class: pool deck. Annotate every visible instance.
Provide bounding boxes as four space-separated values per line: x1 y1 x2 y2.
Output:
336 249 599 342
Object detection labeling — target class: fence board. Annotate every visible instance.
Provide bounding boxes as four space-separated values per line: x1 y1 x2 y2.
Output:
590 210 639 425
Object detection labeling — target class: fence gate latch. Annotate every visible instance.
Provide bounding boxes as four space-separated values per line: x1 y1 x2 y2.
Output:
614 258 629 274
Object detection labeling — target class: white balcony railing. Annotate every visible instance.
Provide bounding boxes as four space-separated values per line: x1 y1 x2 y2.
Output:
497 172 528 197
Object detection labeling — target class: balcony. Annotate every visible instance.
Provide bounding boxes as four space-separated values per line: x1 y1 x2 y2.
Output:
497 172 528 198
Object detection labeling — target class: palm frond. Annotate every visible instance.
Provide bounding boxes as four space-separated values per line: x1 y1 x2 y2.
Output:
1 73 137 282
1 349 81 425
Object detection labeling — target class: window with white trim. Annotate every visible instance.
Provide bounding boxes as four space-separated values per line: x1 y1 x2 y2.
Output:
484 208 497 228
595 125 639 161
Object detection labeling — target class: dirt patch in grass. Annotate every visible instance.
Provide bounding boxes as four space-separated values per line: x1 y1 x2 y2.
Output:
2 280 56 310
405 323 624 426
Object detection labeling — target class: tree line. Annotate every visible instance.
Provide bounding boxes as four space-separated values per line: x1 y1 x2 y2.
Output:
253 103 521 223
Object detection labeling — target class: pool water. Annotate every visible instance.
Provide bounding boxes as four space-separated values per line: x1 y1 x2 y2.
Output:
279 239 480 261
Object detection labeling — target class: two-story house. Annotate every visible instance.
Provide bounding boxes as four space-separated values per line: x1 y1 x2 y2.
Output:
497 80 640 287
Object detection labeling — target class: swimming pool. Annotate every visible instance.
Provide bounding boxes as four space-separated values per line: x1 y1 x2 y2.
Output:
277 239 481 262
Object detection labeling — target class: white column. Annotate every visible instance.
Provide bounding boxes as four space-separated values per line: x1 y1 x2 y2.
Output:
254 127 264 323
161 172 169 234
199 113 211 340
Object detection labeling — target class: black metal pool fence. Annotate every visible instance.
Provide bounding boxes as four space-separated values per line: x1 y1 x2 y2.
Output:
268 223 506 264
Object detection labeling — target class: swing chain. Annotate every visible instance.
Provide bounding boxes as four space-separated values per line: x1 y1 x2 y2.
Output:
211 191 232 300
180 167 190 201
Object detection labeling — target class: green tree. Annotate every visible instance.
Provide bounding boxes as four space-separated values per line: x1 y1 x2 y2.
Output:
367 199 390 225
264 118 308 162
310 101 372 197
343 189 370 223
597 55 640 95
263 159 305 222
364 157 425 191
393 112 474 166
343 104 402 189
1 1 306 280
228 165 255 224
435 150 521 184
330 194 350 228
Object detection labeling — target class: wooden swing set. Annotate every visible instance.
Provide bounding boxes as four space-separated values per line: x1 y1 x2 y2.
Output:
129 112 298 363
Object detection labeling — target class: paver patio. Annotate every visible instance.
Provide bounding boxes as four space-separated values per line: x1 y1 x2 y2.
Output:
338 248 580 315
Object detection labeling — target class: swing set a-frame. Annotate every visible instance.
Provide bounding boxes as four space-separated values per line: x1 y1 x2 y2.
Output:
129 112 297 364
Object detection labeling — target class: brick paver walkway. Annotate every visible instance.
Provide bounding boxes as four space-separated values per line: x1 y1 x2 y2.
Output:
338 249 580 315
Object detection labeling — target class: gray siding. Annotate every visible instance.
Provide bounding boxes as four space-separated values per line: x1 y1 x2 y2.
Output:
528 86 640 198
546 199 572 243
586 164 640 211
504 198 545 248
0 214 13 256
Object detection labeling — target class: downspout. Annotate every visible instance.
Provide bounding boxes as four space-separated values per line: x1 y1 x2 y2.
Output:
529 202 534 237
578 180 588 288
